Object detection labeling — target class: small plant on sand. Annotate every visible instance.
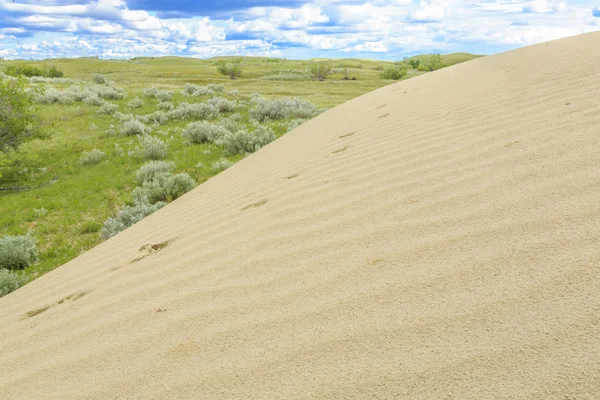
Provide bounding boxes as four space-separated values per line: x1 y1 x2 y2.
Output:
100 199 166 239
132 172 196 204
212 158 234 172
222 126 276 156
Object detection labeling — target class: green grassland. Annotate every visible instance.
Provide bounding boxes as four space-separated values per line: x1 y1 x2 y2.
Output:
0 53 481 283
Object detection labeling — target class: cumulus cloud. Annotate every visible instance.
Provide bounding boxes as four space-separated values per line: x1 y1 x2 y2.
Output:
0 0 598 60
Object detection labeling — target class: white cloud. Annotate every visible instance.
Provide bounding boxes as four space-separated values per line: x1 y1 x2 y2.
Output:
522 1 567 14
409 1 445 22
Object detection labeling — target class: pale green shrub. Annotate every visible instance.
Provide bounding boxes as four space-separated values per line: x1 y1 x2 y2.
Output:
93 74 107 84
0 234 38 270
80 149 106 166
222 126 275 155
97 101 119 115
0 269 20 297
166 102 219 120
100 199 165 239
120 119 148 136
137 135 167 160
157 101 174 111
212 158 234 171
250 97 320 122
208 96 236 113
132 172 196 204
181 121 228 144
128 96 144 109
136 160 176 184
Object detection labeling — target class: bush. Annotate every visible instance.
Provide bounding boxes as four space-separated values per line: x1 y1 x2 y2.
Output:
80 149 106 166
33 87 75 104
136 160 176 184
181 121 228 144
166 102 219 120
97 101 119 115
310 63 330 81
101 199 166 239
217 60 243 80
219 114 243 133
157 101 174 111
137 135 167 160
83 95 103 106
183 83 212 97
155 90 173 102
287 119 306 132
120 119 148 136
132 172 196 204
1 78 46 155
262 71 311 81
93 74 107 84
382 64 408 80
143 87 158 97
0 269 20 297
207 84 224 92
0 234 38 270
4 64 64 78
137 111 168 125
212 158 234 172
250 97 320 122
128 96 144 109
222 126 275 156
208 96 236 113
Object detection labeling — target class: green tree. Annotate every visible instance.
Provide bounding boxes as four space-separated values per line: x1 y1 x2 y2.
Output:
0 77 46 177
216 59 243 80
382 64 408 80
310 62 330 81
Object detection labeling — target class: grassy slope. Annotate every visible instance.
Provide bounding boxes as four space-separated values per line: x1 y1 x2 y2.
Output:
0 54 479 282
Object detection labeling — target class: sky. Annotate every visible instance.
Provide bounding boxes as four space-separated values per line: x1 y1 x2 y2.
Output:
0 0 599 60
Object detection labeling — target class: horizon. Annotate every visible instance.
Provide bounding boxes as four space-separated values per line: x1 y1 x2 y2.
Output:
1 1 599 61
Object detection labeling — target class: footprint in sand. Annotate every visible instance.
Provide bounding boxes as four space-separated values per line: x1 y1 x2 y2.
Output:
338 132 355 139
376 104 386 109
23 291 90 319
242 199 268 211
285 174 299 179
378 113 390 118
332 146 349 154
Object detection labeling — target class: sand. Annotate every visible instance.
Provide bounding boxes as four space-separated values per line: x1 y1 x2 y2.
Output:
1 32 599 399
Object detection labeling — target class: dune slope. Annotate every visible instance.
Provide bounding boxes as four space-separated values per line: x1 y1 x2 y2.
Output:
2 32 600 399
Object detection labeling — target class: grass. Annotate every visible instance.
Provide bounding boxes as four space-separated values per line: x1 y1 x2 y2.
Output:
0 53 480 284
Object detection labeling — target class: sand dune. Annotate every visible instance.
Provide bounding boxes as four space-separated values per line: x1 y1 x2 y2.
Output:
2 32 600 399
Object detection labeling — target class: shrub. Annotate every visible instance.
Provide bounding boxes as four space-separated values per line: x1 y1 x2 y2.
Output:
287 119 306 132
136 160 176 184
143 87 158 97
128 96 144 109
310 63 330 81
4 64 64 78
0 269 20 297
228 89 240 96
222 126 275 155
83 95 103 106
138 111 168 125
217 60 243 80
155 90 173 102
250 97 320 122
218 114 243 133
382 64 408 80
207 83 225 92
80 149 106 166
262 71 311 81
137 135 167 160
97 101 119 115
181 121 228 144
33 87 75 104
0 234 38 270
93 74 107 84
120 119 148 136
101 199 166 239
157 101 174 111
0 77 46 155
207 96 236 113
182 83 212 97
212 158 234 172
166 102 219 120
407 58 421 69
132 172 196 204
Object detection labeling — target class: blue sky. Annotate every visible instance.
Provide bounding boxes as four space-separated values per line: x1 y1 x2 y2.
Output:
0 0 599 60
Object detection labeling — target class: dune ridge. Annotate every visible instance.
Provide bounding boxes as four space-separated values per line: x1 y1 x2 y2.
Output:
1 32 600 399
